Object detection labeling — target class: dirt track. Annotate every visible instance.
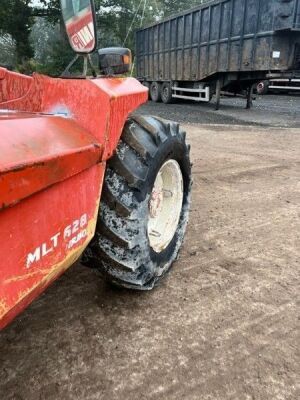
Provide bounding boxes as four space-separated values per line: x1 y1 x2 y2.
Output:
0 97 299 400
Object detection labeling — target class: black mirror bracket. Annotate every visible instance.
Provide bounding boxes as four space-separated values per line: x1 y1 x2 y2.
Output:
61 54 97 78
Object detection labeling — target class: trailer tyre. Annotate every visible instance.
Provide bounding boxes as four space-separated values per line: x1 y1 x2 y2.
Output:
150 82 162 102
83 115 192 290
161 82 173 104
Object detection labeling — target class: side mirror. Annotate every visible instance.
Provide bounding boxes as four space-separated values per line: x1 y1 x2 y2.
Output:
98 48 132 75
60 0 97 54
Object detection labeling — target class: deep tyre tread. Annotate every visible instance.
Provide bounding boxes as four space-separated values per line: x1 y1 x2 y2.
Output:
83 115 192 290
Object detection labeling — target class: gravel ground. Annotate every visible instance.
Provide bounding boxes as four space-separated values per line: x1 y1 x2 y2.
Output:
137 94 300 128
0 95 299 400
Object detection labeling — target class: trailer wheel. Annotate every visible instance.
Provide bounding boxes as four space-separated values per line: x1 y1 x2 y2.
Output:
161 82 173 104
83 115 192 290
256 80 269 95
150 82 162 102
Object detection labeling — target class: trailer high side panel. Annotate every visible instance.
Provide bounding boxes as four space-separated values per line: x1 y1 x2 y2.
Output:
136 0 300 105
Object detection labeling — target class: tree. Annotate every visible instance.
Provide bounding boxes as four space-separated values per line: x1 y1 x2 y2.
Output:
30 17 74 75
38 0 161 48
37 0 60 22
30 0 211 51
0 34 17 67
97 0 170 53
0 0 212 73
0 0 34 64
162 0 211 17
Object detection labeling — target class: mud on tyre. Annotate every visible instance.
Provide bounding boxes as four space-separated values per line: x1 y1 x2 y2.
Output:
83 115 192 290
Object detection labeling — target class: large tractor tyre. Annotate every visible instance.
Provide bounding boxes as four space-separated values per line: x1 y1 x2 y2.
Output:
83 115 192 290
256 80 269 95
161 82 173 104
150 82 162 102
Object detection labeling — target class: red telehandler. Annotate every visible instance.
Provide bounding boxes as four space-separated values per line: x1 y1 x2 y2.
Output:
0 0 192 330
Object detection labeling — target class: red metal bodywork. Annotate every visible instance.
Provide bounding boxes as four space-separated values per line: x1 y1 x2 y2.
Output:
0 67 148 329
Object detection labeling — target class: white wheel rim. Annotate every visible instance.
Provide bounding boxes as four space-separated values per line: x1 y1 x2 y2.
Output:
147 159 184 253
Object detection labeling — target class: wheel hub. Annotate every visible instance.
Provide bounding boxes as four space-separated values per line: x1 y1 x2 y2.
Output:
149 188 163 218
147 160 184 253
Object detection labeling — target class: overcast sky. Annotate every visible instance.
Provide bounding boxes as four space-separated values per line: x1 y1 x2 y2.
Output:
32 0 45 6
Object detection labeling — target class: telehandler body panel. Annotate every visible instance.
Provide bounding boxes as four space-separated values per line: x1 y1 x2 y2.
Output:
0 68 148 329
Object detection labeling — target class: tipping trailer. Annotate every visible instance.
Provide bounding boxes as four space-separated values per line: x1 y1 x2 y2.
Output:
136 0 300 108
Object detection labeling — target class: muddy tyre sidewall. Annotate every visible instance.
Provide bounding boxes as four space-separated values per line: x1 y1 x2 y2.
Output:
146 139 191 269
83 116 192 290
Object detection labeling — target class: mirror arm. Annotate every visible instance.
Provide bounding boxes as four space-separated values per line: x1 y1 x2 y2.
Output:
61 55 80 77
83 56 88 76
61 54 97 78
88 54 97 78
